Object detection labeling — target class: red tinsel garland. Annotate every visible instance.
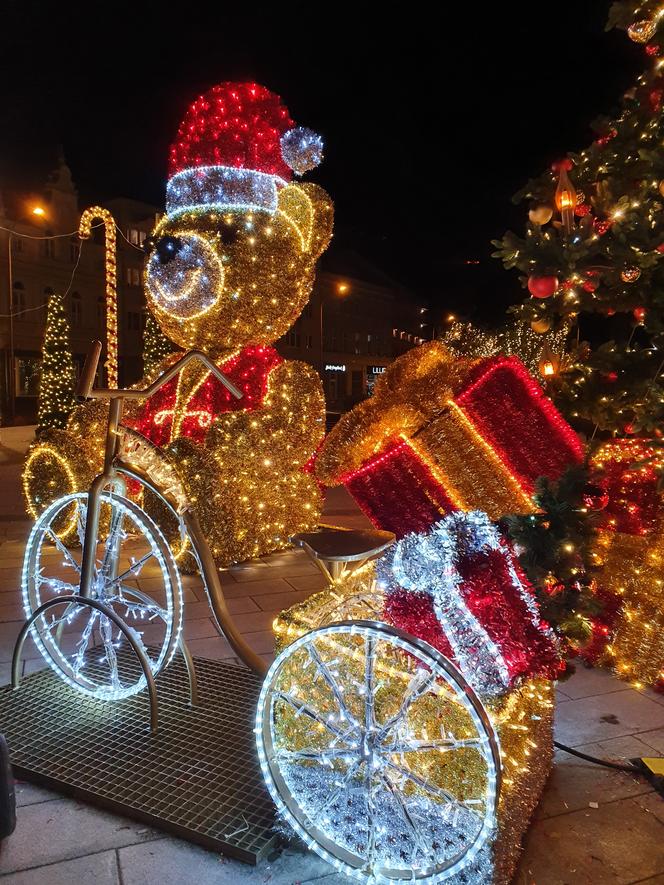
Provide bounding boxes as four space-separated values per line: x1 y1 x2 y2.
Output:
592 440 664 536
384 541 560 685
345 442 454 538
456 356 584 493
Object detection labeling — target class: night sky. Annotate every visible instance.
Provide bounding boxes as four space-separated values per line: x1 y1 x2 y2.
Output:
0 1 644 322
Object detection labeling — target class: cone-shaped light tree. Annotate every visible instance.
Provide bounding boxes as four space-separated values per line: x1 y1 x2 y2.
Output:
142 310 174 377
493 2 664 436
37 293 76 431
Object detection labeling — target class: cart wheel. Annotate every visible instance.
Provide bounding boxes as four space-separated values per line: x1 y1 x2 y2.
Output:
22 491 183 700
256 621 501 883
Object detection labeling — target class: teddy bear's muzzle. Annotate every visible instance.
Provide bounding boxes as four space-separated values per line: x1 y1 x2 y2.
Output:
145 231 226 320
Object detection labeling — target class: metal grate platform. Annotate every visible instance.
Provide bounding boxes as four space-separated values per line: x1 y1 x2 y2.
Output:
0 652 278 864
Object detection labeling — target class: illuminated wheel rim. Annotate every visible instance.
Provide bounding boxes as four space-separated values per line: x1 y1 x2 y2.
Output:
22 492 184 699
256 621 501 883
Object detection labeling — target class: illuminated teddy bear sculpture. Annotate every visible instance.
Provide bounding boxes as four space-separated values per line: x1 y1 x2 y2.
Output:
23 83 333 566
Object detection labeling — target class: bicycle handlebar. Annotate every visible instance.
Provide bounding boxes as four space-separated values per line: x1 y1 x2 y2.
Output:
76 340 243 402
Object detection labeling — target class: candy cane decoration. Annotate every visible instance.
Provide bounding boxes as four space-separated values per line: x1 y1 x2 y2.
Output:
79 207 118 388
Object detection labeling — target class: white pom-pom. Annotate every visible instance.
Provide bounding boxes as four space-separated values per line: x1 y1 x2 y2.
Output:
280 126 323 176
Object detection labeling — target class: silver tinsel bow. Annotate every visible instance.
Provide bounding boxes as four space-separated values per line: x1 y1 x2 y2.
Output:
377 511 516 696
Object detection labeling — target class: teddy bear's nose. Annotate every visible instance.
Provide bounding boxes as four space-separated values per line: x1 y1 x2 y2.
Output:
155 235 183 265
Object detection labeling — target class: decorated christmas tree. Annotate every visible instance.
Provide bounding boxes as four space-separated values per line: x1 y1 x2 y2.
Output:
37 293 76 432
142 309 174 376
493 2 664 436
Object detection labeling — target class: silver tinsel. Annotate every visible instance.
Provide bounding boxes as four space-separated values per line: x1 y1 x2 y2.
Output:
280 127 324 176
377 511 514 697
280 763 493 883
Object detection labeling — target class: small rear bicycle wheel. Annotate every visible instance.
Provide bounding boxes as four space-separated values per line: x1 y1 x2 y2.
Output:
22 491 183 699
256 621 501 883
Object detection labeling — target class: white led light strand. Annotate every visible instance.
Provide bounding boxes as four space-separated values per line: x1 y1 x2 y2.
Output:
166 165 288 216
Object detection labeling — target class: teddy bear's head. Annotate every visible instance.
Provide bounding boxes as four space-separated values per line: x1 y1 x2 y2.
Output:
144 82 333 354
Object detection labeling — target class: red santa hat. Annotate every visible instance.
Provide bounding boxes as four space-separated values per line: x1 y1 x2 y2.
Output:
166 82 323 217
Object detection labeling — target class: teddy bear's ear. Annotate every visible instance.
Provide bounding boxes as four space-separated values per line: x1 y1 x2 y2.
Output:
278 182 334 258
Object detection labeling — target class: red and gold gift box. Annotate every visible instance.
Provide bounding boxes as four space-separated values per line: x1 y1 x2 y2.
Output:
591 439 664 689
316 342 584 537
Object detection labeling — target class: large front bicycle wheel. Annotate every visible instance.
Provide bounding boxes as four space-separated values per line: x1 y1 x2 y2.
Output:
256 621 501 883
22 491 183 699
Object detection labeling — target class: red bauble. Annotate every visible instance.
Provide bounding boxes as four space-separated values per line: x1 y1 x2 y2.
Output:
551 158 573 173
582 278 599 292
634 306 647 323
656 243 664 253
593 219 612 235
575 203 592 217
646 43 660 56
605 307 617 316
582 483 610 511
624 423 636 435
603 371 618 383
528 274 559 299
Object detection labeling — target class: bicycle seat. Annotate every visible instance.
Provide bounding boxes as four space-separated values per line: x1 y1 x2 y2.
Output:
292 529 395 564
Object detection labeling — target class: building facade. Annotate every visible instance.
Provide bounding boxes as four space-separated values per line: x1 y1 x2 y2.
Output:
276 254 429 413
0 160 158 422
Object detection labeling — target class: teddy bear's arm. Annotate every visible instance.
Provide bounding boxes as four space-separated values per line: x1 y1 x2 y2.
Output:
207 359 325 471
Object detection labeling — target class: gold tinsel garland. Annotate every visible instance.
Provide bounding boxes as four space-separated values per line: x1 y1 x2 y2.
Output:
595 529 664 687
22 429 102 543
589 440 664 688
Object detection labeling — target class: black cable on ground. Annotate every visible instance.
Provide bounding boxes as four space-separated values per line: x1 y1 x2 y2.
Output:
553 740 640 773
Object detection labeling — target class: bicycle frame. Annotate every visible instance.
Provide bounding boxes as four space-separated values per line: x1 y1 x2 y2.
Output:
73 341 268 677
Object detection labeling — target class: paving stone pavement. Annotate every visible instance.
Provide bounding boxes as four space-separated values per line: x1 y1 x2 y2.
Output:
0 433 662 883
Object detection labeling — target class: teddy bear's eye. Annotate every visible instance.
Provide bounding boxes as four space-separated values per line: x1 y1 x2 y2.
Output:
219 226 239 246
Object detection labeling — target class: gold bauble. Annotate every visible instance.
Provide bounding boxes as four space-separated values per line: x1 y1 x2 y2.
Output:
531 318 552 334
628 19 657 43
528 205 553 226
621 266 642 283
658 180 664 197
